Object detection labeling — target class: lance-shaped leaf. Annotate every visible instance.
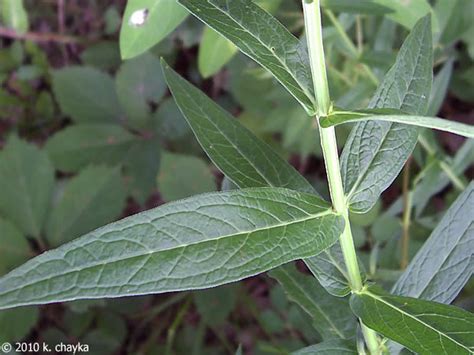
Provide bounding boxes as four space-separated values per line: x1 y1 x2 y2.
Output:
163 60 349 296
321 110 474 138
392 182 474 304
177 0 316 115
340 15 433 213
162 60 316 195
269 264 356 340
0 188 344 310
350 287 474 354
292 340 356 355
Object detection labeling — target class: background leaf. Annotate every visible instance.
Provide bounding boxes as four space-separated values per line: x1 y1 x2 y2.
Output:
292 340 356 354
372 0 435 30
52 67 124 123
0 218 31 275
119 0 189 59
1 0 29 34
0 307 38 343
45 124 137 172
157 152 216 202
321 0 392 15
198 27 238 79
46 166 127 247
123 137 161 204
270 264 356 340
115 53 166 129
195 284 238 326
392 182 474 304
0 188 344 310
0 136 54 238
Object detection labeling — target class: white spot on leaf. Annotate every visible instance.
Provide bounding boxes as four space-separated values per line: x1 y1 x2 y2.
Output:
129 8 149 27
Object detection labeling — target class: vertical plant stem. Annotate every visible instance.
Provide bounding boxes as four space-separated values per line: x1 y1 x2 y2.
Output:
165 297 192 355
401 158 413 269
302 1 380 353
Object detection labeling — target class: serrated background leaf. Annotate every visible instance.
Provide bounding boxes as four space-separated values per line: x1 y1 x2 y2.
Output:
52 67 124 123
157 152 216 202
46 166 127 247
0 136 54 238
45 124 137 172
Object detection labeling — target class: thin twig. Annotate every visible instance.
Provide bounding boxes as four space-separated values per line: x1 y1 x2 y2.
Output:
0 26 81 44
57 0 70 62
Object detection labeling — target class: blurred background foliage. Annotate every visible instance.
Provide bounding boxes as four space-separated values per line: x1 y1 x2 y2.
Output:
0 0 472 354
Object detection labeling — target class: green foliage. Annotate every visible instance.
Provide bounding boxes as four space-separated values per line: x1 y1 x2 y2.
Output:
392 183 474 303
341 15 433 213
0 136 54 238
351 287 474 354
115 53 166 128
0 188 343 310
162 60 316 194
52 67 124 123
178 0 316 115
0 307 38 343
119 0 188 59
1 0 29 33
0 218 30 274
270 264 356 340
46 166 127 247
198 27 238 79
45 124 138 172
292 339 356 354
0 0 473 353
158 152 216 201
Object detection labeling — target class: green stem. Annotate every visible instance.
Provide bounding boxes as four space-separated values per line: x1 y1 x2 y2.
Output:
302 1 380 353
418 133 466 190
